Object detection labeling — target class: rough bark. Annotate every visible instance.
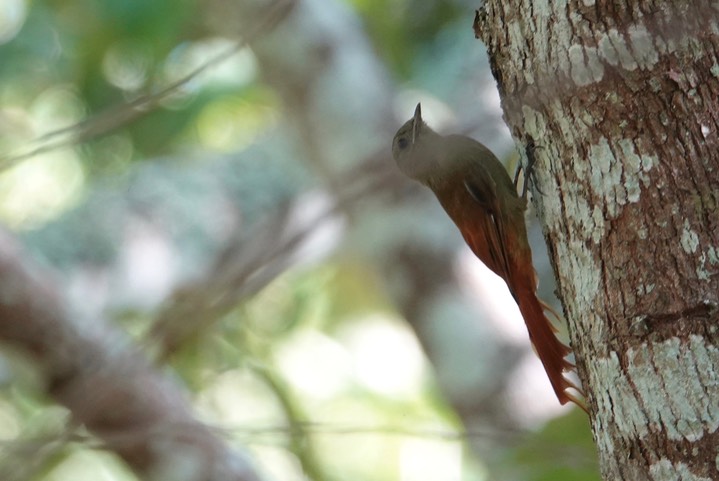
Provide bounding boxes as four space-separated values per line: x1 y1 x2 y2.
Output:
478 1 719 479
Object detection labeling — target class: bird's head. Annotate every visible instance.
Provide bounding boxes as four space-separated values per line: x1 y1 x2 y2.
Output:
392 103 442 183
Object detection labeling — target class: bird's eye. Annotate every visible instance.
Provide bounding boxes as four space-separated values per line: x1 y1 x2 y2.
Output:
397 137 409 150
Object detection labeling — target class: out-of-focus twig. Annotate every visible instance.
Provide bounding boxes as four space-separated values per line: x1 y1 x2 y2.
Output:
149 150 399 360
0 0 296 171
251 364 330 481
0 228 266 481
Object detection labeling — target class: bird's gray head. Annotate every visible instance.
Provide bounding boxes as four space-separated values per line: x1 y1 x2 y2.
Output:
391 103 442 183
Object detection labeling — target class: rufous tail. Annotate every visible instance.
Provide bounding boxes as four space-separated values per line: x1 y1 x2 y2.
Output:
516 286 587 412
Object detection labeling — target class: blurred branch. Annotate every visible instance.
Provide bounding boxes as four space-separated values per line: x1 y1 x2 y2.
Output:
0 0 296 171
229 421 528 444
149 150 397 359
0 228 265 481
252 365 330 481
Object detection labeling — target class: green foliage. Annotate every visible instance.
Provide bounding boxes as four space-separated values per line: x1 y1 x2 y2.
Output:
502 410 600 481
350 0 468 79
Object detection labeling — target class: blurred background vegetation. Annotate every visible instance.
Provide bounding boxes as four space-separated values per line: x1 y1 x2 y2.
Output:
0 0 598 480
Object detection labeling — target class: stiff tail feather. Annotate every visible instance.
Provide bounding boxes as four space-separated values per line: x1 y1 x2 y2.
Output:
516 288 587 412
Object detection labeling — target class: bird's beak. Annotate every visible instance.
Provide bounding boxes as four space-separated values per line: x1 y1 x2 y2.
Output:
412 103 422 144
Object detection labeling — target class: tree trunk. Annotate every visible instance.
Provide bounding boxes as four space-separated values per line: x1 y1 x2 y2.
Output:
477 1 719 479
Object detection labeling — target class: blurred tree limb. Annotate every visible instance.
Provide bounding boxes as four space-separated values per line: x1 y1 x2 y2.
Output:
0 228 265 481
149 152 394 360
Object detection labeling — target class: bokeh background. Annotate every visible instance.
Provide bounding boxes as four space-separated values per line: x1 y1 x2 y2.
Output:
0 0 598 480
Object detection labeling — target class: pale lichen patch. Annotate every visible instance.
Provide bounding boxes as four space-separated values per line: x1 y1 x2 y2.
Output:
593 337 719 461
708 246 719 266
506 20 527 80
653 339 707 441
641 154 655 183
596 23 664 72
711 18 719 36
587 47 604 82
592 352 648 439
616 139 656 199
689 335 719 433
563 187 606 243
608 28 637 71
618 139 640 170
521 105 547 139
587 137 628 217
628 24 659 69
680 219 700 254
626 343 682 440
519 105 555 192
697 249 716 281
518 105 573 234
568 44 592 86
650 459 712 481
536 103 608 243
624 337 719 442
567 44 605 86
618 139 643 203
565 239 602 307
598 33 619 66
539 0 572 80
588 139 613 184
591 205 604 243
558 98 594 142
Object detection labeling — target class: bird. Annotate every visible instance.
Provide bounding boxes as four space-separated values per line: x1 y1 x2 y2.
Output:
392 103 584 410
